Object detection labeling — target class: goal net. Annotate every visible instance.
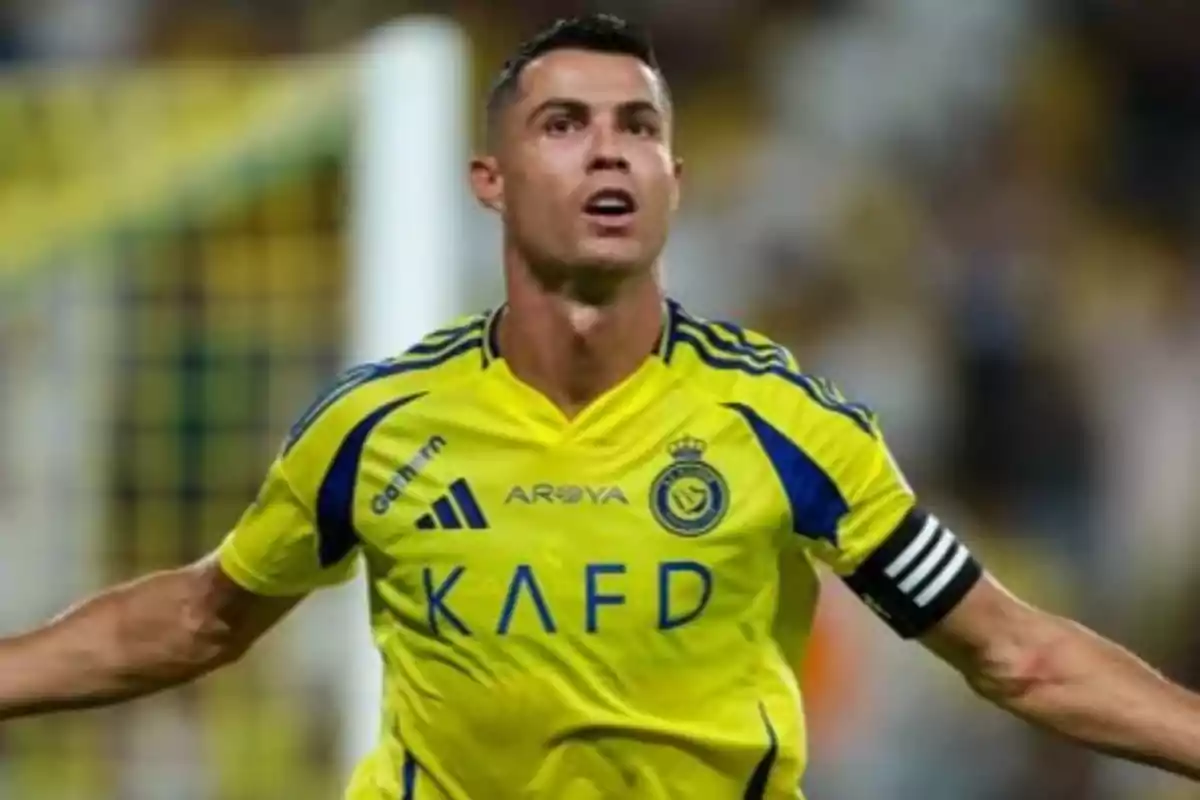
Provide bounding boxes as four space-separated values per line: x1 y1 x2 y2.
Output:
0 19 468 799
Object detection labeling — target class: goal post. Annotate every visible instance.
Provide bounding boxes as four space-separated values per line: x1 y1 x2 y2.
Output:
339 17 472 777
0 15 473 792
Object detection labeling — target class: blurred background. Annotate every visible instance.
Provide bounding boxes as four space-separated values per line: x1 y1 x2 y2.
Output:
2 1 1199 798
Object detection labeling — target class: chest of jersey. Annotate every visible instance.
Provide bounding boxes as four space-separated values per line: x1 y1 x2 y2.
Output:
352 388 791 644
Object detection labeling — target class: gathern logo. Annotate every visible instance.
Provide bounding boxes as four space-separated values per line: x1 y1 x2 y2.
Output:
372 435 446 514
649 437 728 536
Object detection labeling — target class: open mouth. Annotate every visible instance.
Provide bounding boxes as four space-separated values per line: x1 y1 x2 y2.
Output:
583 188 638 220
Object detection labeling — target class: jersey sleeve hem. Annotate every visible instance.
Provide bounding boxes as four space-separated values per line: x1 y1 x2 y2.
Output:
827 495 916 576
216 540 312 598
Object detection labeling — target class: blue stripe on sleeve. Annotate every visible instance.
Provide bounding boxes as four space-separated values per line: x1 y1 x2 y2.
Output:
725 402 849 545
315 393 426 566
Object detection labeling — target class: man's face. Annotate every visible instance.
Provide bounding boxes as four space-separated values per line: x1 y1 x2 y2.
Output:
476 49 681 282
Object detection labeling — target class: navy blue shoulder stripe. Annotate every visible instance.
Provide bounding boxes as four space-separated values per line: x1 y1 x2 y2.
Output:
375 334 483 379
674 328 875 435
404 317 485 358
711 320 791 360
284 362 385 454
669 302 791 362
284 332 481 453
316 392 426 566
812 374 875 425
674 318 791 370
426 315 487 341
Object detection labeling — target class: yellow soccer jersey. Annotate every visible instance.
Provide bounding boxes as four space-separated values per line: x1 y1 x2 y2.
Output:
218 300 982 800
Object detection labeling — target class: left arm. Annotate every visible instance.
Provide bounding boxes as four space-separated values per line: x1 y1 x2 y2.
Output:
755 366 1200 780
921 574 1200 781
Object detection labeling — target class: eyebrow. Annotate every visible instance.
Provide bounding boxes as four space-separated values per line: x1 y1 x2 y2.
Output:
618 100 661 118
525 97 664 125
526 97 587 125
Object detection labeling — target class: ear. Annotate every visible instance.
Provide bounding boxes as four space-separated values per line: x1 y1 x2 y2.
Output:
470 154 505 214
670 157 684 212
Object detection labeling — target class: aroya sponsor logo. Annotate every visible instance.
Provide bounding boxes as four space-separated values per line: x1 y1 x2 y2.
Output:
505 484 629 505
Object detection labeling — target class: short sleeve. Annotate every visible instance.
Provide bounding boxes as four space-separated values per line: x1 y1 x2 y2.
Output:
726 395 913 570
217 457 358 597
730 379 980 638
803 424 916 576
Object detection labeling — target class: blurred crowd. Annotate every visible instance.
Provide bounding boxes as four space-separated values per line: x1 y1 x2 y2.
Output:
3 1 1200 799
685 4 1200 798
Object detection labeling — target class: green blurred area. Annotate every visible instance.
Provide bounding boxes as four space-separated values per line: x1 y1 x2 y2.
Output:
0 64 349 799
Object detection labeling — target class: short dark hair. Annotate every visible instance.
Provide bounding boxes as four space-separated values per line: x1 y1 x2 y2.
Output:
484 13 669 141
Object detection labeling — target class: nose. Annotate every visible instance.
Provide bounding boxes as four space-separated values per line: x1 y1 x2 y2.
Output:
586 125 630 174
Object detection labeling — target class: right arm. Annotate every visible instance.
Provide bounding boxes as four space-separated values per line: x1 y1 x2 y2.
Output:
0 368 372 722
0 429 360 721
0 556 300 719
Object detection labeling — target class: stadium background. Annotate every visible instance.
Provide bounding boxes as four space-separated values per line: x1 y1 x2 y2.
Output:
1 1 1199 798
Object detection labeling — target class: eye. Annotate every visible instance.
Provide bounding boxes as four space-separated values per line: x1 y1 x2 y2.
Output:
544 116 580 136
628 119 661 138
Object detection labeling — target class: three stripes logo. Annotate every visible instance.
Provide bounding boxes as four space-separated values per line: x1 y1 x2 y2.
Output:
883 514 971 610
846 510 981 638
415 479 489 530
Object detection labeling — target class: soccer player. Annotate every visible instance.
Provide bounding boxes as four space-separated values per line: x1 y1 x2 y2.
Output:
1 13 1198 800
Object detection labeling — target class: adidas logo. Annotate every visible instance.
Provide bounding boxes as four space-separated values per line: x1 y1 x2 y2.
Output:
415 479 489 530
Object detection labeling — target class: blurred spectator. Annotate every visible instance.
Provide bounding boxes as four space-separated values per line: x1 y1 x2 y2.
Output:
14 0 148 62
1062 1 1200 243
0 9 28 64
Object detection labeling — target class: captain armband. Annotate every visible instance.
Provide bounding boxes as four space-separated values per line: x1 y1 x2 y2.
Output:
843 509 982 639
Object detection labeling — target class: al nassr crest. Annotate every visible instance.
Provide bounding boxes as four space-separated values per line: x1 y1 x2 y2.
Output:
650 436 729 537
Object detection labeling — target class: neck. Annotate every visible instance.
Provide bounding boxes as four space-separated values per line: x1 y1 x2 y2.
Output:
499 252 665 417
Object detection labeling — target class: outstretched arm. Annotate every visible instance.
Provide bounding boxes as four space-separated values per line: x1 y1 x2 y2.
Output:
922 575 1200 781
0 362 385 722
751 364 1200 780
0 556 300 719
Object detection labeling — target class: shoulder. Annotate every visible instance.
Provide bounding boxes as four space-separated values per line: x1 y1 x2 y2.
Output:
666 300 795 374
665 300 877 440
282 311 490 462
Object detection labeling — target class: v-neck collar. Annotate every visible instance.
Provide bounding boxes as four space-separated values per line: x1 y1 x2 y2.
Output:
481 301 677 440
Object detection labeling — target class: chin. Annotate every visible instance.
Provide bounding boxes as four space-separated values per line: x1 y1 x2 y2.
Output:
573 238 654 273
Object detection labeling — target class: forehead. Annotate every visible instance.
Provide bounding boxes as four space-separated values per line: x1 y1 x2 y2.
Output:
515 48 667 112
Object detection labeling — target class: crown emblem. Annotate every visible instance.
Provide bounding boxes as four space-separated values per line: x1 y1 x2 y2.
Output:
668 436 707 462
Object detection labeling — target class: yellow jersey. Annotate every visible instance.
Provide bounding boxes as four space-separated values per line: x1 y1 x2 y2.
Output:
218 299 981 799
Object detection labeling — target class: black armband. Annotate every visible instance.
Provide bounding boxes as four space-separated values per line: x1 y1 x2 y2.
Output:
843 509 982 639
